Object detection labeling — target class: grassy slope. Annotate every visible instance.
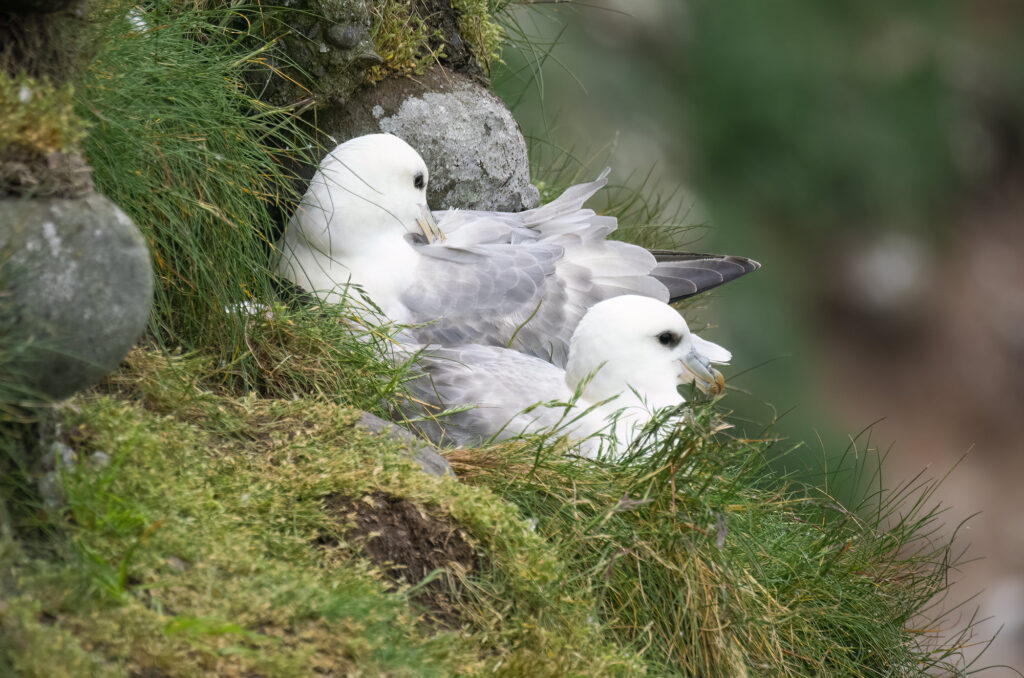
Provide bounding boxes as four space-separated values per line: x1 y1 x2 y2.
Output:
2 351 630 677
0 1 989 676
0 348 979 677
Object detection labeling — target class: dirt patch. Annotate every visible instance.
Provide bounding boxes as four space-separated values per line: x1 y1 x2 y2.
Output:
322 492 476 627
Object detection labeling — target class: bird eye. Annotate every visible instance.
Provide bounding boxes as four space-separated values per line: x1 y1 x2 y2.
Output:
413 172 425 190
657 331 679 347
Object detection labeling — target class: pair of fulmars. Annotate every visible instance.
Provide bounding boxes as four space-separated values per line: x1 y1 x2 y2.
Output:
275 134 759 459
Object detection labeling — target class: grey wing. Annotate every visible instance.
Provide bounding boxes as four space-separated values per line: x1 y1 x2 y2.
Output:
401 235 672 366
648 251 761 303
400 241 577 362
434 169 614 247
402 344 571 448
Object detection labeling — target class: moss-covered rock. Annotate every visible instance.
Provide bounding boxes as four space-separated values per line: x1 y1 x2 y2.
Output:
0 74 91 197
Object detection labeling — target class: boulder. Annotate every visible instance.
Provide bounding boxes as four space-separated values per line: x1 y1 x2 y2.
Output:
317 65 540 211
0 193 153 400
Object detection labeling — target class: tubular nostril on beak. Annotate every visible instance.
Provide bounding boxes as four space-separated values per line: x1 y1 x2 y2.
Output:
680 348 726 396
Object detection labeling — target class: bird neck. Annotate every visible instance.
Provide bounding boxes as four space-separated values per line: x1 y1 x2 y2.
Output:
279 227 419 321
567 359 684 412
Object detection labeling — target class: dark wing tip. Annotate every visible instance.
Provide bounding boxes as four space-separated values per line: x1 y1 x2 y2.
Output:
648 250 761 302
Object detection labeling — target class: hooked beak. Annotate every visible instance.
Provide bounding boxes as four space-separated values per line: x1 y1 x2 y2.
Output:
680 348 726 396
415 204 445 243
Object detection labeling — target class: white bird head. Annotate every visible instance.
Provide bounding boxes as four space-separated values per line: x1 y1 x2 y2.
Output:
290 133 441 255
565 295 730 410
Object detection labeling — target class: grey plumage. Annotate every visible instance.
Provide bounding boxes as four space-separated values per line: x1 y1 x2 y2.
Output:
400 172 757 366
401 343 577 449
395 294 733 458
401 230 663 366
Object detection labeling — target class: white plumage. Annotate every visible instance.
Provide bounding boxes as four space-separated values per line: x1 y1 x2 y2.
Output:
402 295 730 459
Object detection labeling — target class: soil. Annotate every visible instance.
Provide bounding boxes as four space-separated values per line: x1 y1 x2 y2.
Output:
322 492 477 627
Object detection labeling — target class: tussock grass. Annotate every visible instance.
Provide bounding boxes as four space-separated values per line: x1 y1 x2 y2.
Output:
451 407 985 676
77 1 314 377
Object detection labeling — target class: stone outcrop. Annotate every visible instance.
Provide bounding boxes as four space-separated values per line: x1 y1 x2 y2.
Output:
0 194 153 399
315 65 539 211
355 411 454 478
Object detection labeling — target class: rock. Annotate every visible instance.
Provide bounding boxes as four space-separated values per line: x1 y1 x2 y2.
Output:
88 451 111 469
355 412 454 477
317 65 540 211
245 0 379 108
40 440 75 470
0 193 153 400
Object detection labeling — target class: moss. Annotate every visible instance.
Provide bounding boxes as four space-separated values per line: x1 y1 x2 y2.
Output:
452 0 503 66
367 0 503 84
0 74 91 196
367 0 445 83
0 75 85 157
0 350 634 676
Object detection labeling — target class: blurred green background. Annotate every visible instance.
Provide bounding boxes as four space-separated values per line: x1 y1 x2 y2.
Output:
493 0 1024 671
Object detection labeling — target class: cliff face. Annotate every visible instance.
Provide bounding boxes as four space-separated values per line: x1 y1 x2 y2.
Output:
0 2 990 676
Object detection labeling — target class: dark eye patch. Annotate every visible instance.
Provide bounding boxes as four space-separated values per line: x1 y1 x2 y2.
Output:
413 172 425 190
657 331 681 348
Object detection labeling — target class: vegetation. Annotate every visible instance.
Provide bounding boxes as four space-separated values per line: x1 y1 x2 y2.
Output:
368 0 446 83
0 75 86 160
76 3 314 370
369 0 504 83
0 0 996 676
0 73 91 196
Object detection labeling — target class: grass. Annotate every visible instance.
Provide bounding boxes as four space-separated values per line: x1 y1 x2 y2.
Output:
1 351 633 676
0 0 1000 675
448 406 986 676
0 350 989 676
76 1 315 378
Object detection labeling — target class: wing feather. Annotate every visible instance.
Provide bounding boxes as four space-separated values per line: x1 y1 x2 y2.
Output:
402 344 571 447
392 177 760 365
650 253 761 303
